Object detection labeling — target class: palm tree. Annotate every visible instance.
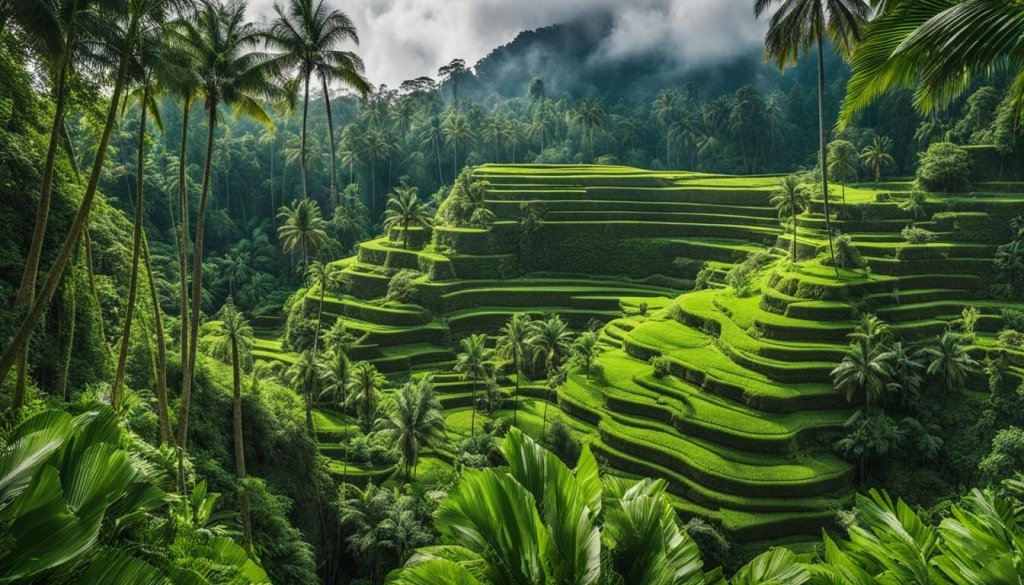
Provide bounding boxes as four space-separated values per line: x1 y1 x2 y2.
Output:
206 299 255 549
278 198 331 271
387 428 705 585
287 350 319 433
571 330 602 381
265 0 370 202
347 360 385 433
527 109 553 153
832 339 893 407
0 0 178 396
652 89 678 166
142 234 172 444
827 139 859 216
527 314 574 374
754 0 872 278
920 332 978 396
377 375 446 481
770 174 809 262
317 344 349 408
381 186 432 249
170 0 278 453
572 98 605 163
860 136 896 182
441 111 474 177
454 333 494 438
878 341 925 404
494 313 532 427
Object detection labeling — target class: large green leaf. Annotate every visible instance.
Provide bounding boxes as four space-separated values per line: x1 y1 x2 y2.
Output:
76 549 170 585
386 558 488 585
730 548 810 585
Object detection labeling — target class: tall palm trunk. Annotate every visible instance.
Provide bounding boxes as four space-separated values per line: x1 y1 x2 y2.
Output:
322 76 339 203
469 375 477 437
791 208 799 262
57 244 78 401
0 40 132 393
112 87 149 409
230 332 252 551
179 102 217 450
816 32 838 278
308 275 326 434
177 96 192 424
12 31 75 405
300 71 310 201
433 133 442 185
512 345 519 427
143 234 171 444
84 224 108 356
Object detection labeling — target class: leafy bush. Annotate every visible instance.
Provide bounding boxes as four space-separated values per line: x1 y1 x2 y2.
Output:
979 426 1024 485
725 251 774 296
916 142 972 193
683 518 731 570
901 225 935 245
998 329 1024 348
834 234 866 269
545 417 581 466
693 262 716 290
649 355 671 378
455 434 500 469
386 269 421 304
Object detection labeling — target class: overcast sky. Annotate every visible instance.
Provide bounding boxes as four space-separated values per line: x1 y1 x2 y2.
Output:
245 0 767 89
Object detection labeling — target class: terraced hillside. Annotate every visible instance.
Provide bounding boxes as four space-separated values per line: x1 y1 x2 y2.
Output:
255 164 1024 547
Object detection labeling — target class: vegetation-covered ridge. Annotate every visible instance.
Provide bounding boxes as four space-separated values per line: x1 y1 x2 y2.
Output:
257 161 1024 551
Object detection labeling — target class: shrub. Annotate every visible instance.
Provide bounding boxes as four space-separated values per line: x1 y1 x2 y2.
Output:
545 417 580 466
649 355 671 379
637 302 649 317
283 300 316 352
386 269 421 304
979 427 1024 485
834 234 865 269
1003 308 1024 331
484 416 513 438
949 307 981 341
683 518 731 570
693 263 715 291
455 434 500 469
725 251 774 296
998 329 1024 349
901 225 935 245
916 142 972 193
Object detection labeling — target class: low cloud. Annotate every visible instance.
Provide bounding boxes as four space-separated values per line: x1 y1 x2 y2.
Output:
245 0 768 88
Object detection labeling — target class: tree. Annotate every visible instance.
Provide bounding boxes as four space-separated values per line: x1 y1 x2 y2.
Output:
495 313 532 427
454 333 495 438
652 89 678 166
827 139 859 215
920 332 978 396
386 428 705 585
377 375 446 480
278 198 331 271
527 314 574 374
878 341 925 405
860 135 895 182
206 299 255 549
0 0 178 397
571 330 602 381
265 0 370 202
287 350 319 433
437 58 466 107
347 360 386 433
916 142 972 193
382 185 433 249
572 98 605 163
441 111 474 177
832 339 893 407
755 0 872 278
170 0 278 453
770 174 809 261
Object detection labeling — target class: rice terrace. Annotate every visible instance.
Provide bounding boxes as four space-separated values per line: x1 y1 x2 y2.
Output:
5 0 1024 583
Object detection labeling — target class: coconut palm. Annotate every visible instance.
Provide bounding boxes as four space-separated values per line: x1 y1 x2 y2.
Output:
287 349 319 433
527 314 574 374
441 111 474 177
770 174 810 261
206 299 255 548
278 198 331 271
382 185 433 249
386 428 705 585
572 330 602 381
170 0 279 453
377 375 446 481
878 341 925 404
827 139 859 216
572 98 605 162
0 0 180 396
920 332 978 396
347 360 386 433
754 0 872 278
265 0 370 202
860 136 896 182
495 313 532 427
832 339 893 406
454 333 495 438
317 344 349 408
652 89 678 165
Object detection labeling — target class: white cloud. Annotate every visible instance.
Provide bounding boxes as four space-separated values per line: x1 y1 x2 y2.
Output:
245 0 767 88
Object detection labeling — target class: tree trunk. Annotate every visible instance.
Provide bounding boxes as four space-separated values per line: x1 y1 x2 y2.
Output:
322 77 338 205
434 133 442 186
143 234 172 445
112 85 149 409
512 346 519 427
177 95 192 430
57 244 78 401
791 209 799 262
83 225 109 357
300 72 310 201
817 32 839 278
230 333 252 552
0 42 130 391
308 274 326 435
179 102 218 451
470 377 477 437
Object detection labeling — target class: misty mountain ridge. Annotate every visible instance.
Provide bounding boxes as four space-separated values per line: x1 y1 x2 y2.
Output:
448 12 846 105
